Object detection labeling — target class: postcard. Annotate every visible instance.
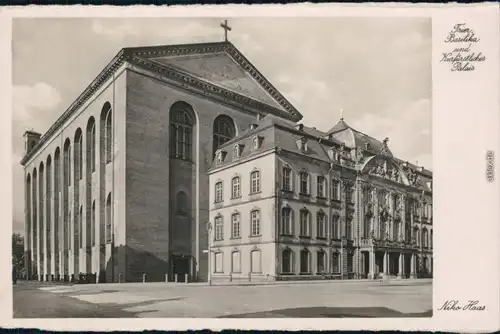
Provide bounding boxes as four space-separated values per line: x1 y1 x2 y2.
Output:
1 3 499 332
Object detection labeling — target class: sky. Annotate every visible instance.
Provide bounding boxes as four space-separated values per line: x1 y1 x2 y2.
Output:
11 17 432 234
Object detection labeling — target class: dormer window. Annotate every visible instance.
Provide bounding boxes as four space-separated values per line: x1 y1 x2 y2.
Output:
328 148 339 161
250 123 259 130
296 137 308 152
252 136 263 150
364 142 371 150
233 144 243 159
216 150 227 165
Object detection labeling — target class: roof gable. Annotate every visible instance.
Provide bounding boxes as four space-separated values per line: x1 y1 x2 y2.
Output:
125 41 302 121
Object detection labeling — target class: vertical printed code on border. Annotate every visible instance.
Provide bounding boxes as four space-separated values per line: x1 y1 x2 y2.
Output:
486 150 495 182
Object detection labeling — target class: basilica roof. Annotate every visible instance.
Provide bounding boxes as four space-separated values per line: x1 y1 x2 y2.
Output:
21 41 302 166
122 41 302 122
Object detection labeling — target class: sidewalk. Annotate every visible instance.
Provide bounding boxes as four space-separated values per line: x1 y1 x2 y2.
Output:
68 277 432 289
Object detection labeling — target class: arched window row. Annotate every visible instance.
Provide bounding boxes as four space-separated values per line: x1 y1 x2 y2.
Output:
281 248 335 275
280 208 346 240
213 170 262 203
212 249 262 274
212 209 261 241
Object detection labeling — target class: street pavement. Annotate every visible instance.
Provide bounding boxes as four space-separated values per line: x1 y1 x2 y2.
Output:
13 279 432 318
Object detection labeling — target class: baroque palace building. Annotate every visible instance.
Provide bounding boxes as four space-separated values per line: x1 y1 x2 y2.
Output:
208 115 432 282
21 39 304 282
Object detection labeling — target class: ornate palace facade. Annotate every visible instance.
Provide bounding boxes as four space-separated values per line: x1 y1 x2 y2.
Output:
208 115 432 282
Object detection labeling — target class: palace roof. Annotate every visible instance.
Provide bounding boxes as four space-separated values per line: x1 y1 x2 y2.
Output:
327 119 392 157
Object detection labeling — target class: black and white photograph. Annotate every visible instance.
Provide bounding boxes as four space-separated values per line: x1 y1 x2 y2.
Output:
3 6 497 331
11 17 434 318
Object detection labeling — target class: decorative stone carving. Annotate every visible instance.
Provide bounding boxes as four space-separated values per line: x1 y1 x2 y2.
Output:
379 206 390 222
380 137 391 157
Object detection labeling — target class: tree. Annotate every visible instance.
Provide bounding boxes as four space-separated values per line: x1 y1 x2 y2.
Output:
12 233 24 279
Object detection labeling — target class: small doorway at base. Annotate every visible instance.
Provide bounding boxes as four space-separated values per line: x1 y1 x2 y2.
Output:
171 255 191 282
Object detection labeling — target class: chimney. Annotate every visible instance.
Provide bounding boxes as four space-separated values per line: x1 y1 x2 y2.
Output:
24 130 42 155
256 113 261 122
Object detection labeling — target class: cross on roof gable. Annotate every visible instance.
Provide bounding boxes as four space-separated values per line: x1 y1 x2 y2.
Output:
124 41 302 122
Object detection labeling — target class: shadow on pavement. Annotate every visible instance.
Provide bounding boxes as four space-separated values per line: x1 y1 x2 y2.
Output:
220 307 433 318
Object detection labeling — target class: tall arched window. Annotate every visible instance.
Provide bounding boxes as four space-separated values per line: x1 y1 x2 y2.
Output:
79 206 83 248
75 129 83 180
316 211 326 239
282 248 293 274
281 207 292 235
300 249 310 274
32 168 37 262
54 148 60 263
105 109 112 163
332 252 340 273
176 191 188 215
346 216 353 240
38 162 44 260
213 115 235 157
63 139 71 187
46 156 52 257
317 250 326 273
106 193 112 243
170 103 194 160
250 249 262 273
86 117 96 173
91 200 96 246
231 213 240 238
364 215 371 238
250 170 260 194
214 215 223 241
250 210 261 236
413 227 420 246
231 177 241 199
423 228 429 248
331 214 339 239
300 209 311 237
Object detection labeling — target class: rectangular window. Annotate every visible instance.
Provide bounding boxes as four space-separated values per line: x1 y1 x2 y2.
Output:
331 215 339 239
317 252 326 273
281 208 292 235
231 214 240 238
282 167 291 191
332 253 339 273
215 182 223 203
316 213 326 238
300 172 309 195
251 250 262 273
346 218 353 240
251 210 260 236
300 210 310 237
214 252 223 273
347 253 353 272
231 251 241 273
317 176 325 198
231 177 240 199
331 179 340 200
214 216 224 241
251 171 261 194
